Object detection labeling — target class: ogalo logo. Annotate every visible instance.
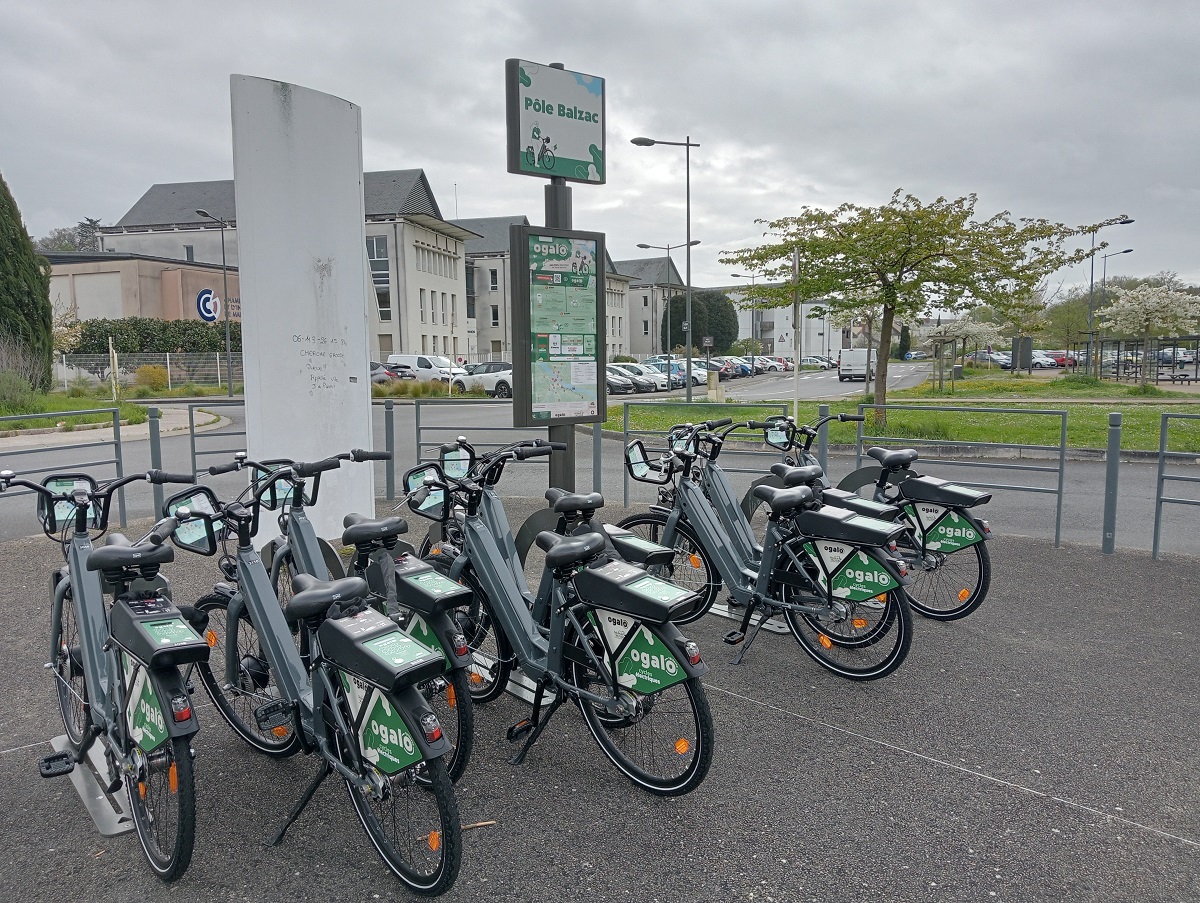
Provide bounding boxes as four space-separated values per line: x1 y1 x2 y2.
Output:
371 719 416 758
196 288 221 323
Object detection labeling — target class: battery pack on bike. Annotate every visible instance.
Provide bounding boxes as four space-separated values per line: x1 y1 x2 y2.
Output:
109 592 210 670
574 560 701 624
318 607 445 694
391 554 474 614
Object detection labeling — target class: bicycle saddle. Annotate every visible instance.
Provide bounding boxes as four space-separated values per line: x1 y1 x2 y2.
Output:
341 512 409 546
87 537 174 571
751 484 814 515
769 463 826 487
535 530 606 569
866 447 919 470
286 574 369 621
545 488 604 513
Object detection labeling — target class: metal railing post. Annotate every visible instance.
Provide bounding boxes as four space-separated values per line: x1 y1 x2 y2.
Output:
188 406 198 475
1101 412 1121 554
384 400 395 500
593 422 602 494
1055 413 1066 548
1153 412 1168 559
148 407 164 516
817 403 830 472
623 404 631 507
113 409 127 527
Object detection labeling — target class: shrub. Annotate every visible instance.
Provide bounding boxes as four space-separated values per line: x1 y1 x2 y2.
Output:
0 369 35 411
612 354 637 363
65 375 96 397
134 364 169 391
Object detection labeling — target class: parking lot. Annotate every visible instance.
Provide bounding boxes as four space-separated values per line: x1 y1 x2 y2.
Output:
0 496 1197 903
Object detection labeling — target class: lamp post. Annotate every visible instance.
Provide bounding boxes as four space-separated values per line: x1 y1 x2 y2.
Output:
1087 217 1134 376
195 208 234 396
731 272 759 356
639 240 700 393
632 135 699 400
1101 248 1134 365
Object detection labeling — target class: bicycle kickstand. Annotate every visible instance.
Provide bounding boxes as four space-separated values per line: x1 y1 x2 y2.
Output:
507 678 564 766
265 759 331 846
730 604 775 665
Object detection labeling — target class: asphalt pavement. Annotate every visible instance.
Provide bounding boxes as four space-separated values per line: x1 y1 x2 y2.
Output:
0 497 1196 903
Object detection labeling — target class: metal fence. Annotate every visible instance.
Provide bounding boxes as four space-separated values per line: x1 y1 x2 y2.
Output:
855 403 1068 546
188 401 246 476
56 352 244 391
0 407 127 526
1152 412 1200 559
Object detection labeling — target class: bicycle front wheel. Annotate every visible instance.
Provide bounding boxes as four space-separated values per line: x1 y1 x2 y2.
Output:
778 563 913 680
431 564 512 704
344 737 461 894
128 735 196 882
51 587 91 746
615 512 720 624
193 593 301 757
900 537 991 621
570 631 713 796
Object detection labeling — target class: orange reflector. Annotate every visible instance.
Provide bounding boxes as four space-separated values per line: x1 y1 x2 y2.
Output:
818 634 833 650
272 726 290 737
446 684 457 708
430 547 441 555
469 672 483 685
875 594 887 603
138 781 147 800
168 762 178 793
958 588 971 602
688 554 702 569
206 629 218 648
852 618 868 629
427 830 441 851
674 738 691 755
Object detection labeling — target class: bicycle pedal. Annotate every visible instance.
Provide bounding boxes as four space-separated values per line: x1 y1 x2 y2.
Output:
38 751 75 778
254 699 296 732
723 630 745 645
506 719 534 743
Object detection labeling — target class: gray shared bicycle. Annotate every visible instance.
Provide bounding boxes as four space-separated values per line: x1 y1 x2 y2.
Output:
407 437 715 796
167 457 462 895
1 468 207 881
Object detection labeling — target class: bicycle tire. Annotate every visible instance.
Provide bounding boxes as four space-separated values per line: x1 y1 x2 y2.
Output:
452 568 513 704
127 735 196 882
541 149 555 169
418 669 473 783
569 627 713 796
193 593 301 757
776 556 913 680
524 147 535 166
335 685 461 895
900 536 991 621
51 586 92 746
615 512 720 624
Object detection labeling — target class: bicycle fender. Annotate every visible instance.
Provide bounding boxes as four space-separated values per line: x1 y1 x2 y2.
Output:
446 552 470 583
146 666 200 739
660 507 684 547
421 611 474 670
388 684 453 762
514 507 562 565
648 621 710 679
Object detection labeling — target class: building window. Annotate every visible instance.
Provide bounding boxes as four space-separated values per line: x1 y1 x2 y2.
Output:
421 335 427 353
618 317 622 335
183 245 194 262
491 305 499 327
432 335 438 353
491 340 502 353
643 321 649 336
378 333 393 355
366 235 389 287
420 288 426 323
376 287 392 322
451 293 457 327
490 269 499 291
643 294 648 307
441 292 447 324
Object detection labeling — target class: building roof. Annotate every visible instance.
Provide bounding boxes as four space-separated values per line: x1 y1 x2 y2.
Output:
42 251 237 271
451 216 530 255
107 169 444 230
612 257 683 287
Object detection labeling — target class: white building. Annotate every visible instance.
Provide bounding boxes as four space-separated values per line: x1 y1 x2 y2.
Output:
721 286 837 358
100 171 480 360
611 257 686 358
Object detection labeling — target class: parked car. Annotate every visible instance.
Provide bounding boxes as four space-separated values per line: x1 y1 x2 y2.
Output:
770 356 795 371
369 361 411 383
799 356 832 370
606 369 636 394
962 350 1012 369
613 362 669 391
720 356 752 378
904 350 929 360
607 365 655 393
837 348 877 381
386 353 468 383
753 356 783 372
1030 352 1059 369
1046 350 1078 366
1157 348 1196 365
644 360 687 388
453 360 513 397
698 359 735 380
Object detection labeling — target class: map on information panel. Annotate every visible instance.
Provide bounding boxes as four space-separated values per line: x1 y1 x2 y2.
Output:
528 234 600 420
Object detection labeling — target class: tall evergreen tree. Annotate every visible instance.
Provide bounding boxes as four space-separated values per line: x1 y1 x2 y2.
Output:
0 172 53 387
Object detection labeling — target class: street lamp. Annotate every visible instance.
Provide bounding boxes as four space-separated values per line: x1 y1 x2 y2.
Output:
195 208 234 397
731 273 759 355
1101 248 1134 363
632 134 700 400
1087 217 1134 376
639 240 700 393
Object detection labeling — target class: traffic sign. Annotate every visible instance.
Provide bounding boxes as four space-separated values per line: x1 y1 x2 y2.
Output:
702 336 713 348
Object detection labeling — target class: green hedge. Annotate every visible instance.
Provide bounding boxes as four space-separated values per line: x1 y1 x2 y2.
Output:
70 317 242 354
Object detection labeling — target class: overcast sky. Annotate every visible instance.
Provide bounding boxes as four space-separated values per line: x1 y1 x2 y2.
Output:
3 1 1196 294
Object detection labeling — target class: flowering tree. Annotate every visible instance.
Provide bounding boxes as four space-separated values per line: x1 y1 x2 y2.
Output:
1099 285 1200 385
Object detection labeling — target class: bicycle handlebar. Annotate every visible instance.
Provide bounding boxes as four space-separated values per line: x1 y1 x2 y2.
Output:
348 448 392 462
147 470 195 485
208 461 240 475
146 516 179 546
514 445 554 460
293 457 341 478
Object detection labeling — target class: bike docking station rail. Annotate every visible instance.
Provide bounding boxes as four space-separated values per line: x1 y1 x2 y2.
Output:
187 400 246 477
48 734 135 837
1153 412 1200 559
853 403 1068 547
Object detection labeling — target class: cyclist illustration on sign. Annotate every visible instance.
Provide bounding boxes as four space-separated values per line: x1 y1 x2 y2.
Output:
524 122 556 170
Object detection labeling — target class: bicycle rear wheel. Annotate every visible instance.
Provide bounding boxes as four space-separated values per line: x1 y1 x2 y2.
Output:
777 559 913 681
193 593 301 757
900 538 991 621
570 629 714 796
615 512 720 624
419 669 473 783
127 735 196 882
51 587 91 746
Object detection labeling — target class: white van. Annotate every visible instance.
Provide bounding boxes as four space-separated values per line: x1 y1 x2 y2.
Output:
837 348 876 382
385 353 467 383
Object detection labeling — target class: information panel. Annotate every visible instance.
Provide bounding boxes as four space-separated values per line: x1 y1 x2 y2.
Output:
511 225 606 427
506 59 605 184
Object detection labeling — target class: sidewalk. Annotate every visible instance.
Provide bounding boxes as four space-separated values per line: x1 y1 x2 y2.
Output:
0 403 228 452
